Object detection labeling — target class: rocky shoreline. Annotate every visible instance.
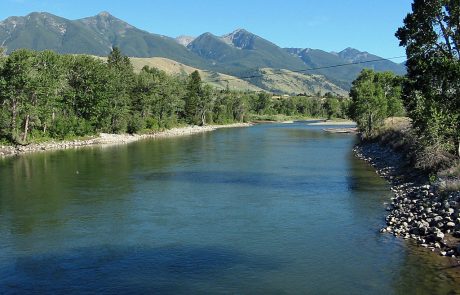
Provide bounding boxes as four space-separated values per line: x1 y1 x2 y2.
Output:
354 142 460 259
0 123 252 158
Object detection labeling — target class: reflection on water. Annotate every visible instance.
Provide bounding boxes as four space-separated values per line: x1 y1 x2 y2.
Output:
0 123 459 294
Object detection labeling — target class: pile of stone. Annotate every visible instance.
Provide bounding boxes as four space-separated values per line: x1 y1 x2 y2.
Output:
382 184 460 257
354 143 460 258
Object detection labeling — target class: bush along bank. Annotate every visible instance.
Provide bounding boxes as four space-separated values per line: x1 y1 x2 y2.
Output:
354 142 460 259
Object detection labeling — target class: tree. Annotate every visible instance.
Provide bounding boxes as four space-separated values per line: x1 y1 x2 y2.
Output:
375 72 405 117
65 55 113 131
396 0 460 157
197 84 214 125
253 92 271 115
324 97 340 119
0 49 35 142
106 47 134 133
0 47 7 139
348 69 405 137
184 71 202 124
33 51 64 136
348 69 388 137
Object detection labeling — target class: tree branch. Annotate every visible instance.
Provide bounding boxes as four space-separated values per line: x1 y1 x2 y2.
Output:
436 15 454 57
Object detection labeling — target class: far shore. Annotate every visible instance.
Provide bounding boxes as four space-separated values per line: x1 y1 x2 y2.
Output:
249 117 356 125
306 120 356 126
0 123 252 158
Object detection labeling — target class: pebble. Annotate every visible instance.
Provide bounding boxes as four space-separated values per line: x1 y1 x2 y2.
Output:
354 143 460 259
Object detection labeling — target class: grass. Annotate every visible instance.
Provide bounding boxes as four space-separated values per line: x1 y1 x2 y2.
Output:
372 117 414 153
0 138 13 146
438 162 460 192
371 117 460 192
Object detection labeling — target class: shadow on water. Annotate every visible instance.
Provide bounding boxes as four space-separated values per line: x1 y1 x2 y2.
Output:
391 242 460 295
139 170 345 194
0 244 280 294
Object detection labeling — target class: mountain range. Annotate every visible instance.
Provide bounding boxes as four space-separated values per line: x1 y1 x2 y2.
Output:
0 11 406 94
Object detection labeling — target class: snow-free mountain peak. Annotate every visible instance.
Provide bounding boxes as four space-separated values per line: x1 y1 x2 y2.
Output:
175 35 195 46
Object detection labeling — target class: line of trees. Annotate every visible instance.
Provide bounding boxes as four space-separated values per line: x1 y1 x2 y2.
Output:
347 0 459 169
0 47 346 144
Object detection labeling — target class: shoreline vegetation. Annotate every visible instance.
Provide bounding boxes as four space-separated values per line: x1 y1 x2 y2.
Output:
0 123 252 158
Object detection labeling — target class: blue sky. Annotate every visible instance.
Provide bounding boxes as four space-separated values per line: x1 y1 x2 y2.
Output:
0 0 412 61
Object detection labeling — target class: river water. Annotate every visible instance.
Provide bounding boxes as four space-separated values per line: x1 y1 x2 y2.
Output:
0 122 459 294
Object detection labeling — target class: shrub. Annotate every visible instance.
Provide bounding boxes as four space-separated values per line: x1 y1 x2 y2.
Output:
127 114 145 134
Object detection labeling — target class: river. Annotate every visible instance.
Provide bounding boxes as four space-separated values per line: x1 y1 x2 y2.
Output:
0 122 459 294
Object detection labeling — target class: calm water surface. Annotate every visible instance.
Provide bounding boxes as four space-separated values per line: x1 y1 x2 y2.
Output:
0 123 459 294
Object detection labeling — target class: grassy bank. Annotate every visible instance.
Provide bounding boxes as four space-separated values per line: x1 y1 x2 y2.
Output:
366 117 460 192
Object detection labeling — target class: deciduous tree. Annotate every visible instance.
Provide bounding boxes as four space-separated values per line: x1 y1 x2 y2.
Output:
396 0 460 156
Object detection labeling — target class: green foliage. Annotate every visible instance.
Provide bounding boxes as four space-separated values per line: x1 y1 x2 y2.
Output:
253 92 271 115
49 116 93 139
184 70 203 125
396 0 460 157
0 48 351 145
324 98 340 119
348 69 404 137
127 113 145 134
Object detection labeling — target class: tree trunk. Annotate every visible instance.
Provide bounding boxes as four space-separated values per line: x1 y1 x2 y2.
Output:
11 100 17 139
200 110 206 126
23 114 30 143
457 137 460 158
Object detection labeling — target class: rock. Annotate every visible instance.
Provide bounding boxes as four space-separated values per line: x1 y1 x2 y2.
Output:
446 222 455 228
353 143 460 260
435 231 445 241
433 216 443 222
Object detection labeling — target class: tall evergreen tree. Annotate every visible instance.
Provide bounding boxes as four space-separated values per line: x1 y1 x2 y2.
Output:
184 70 202 124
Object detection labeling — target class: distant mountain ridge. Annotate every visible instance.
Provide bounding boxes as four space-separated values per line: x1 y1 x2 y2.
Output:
284 47 406 89
0 11 406 93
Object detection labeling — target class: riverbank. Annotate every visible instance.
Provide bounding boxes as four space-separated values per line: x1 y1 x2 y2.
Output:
249 116 356 125
354 138 460 262
307 120 356 126
0 123 252 158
